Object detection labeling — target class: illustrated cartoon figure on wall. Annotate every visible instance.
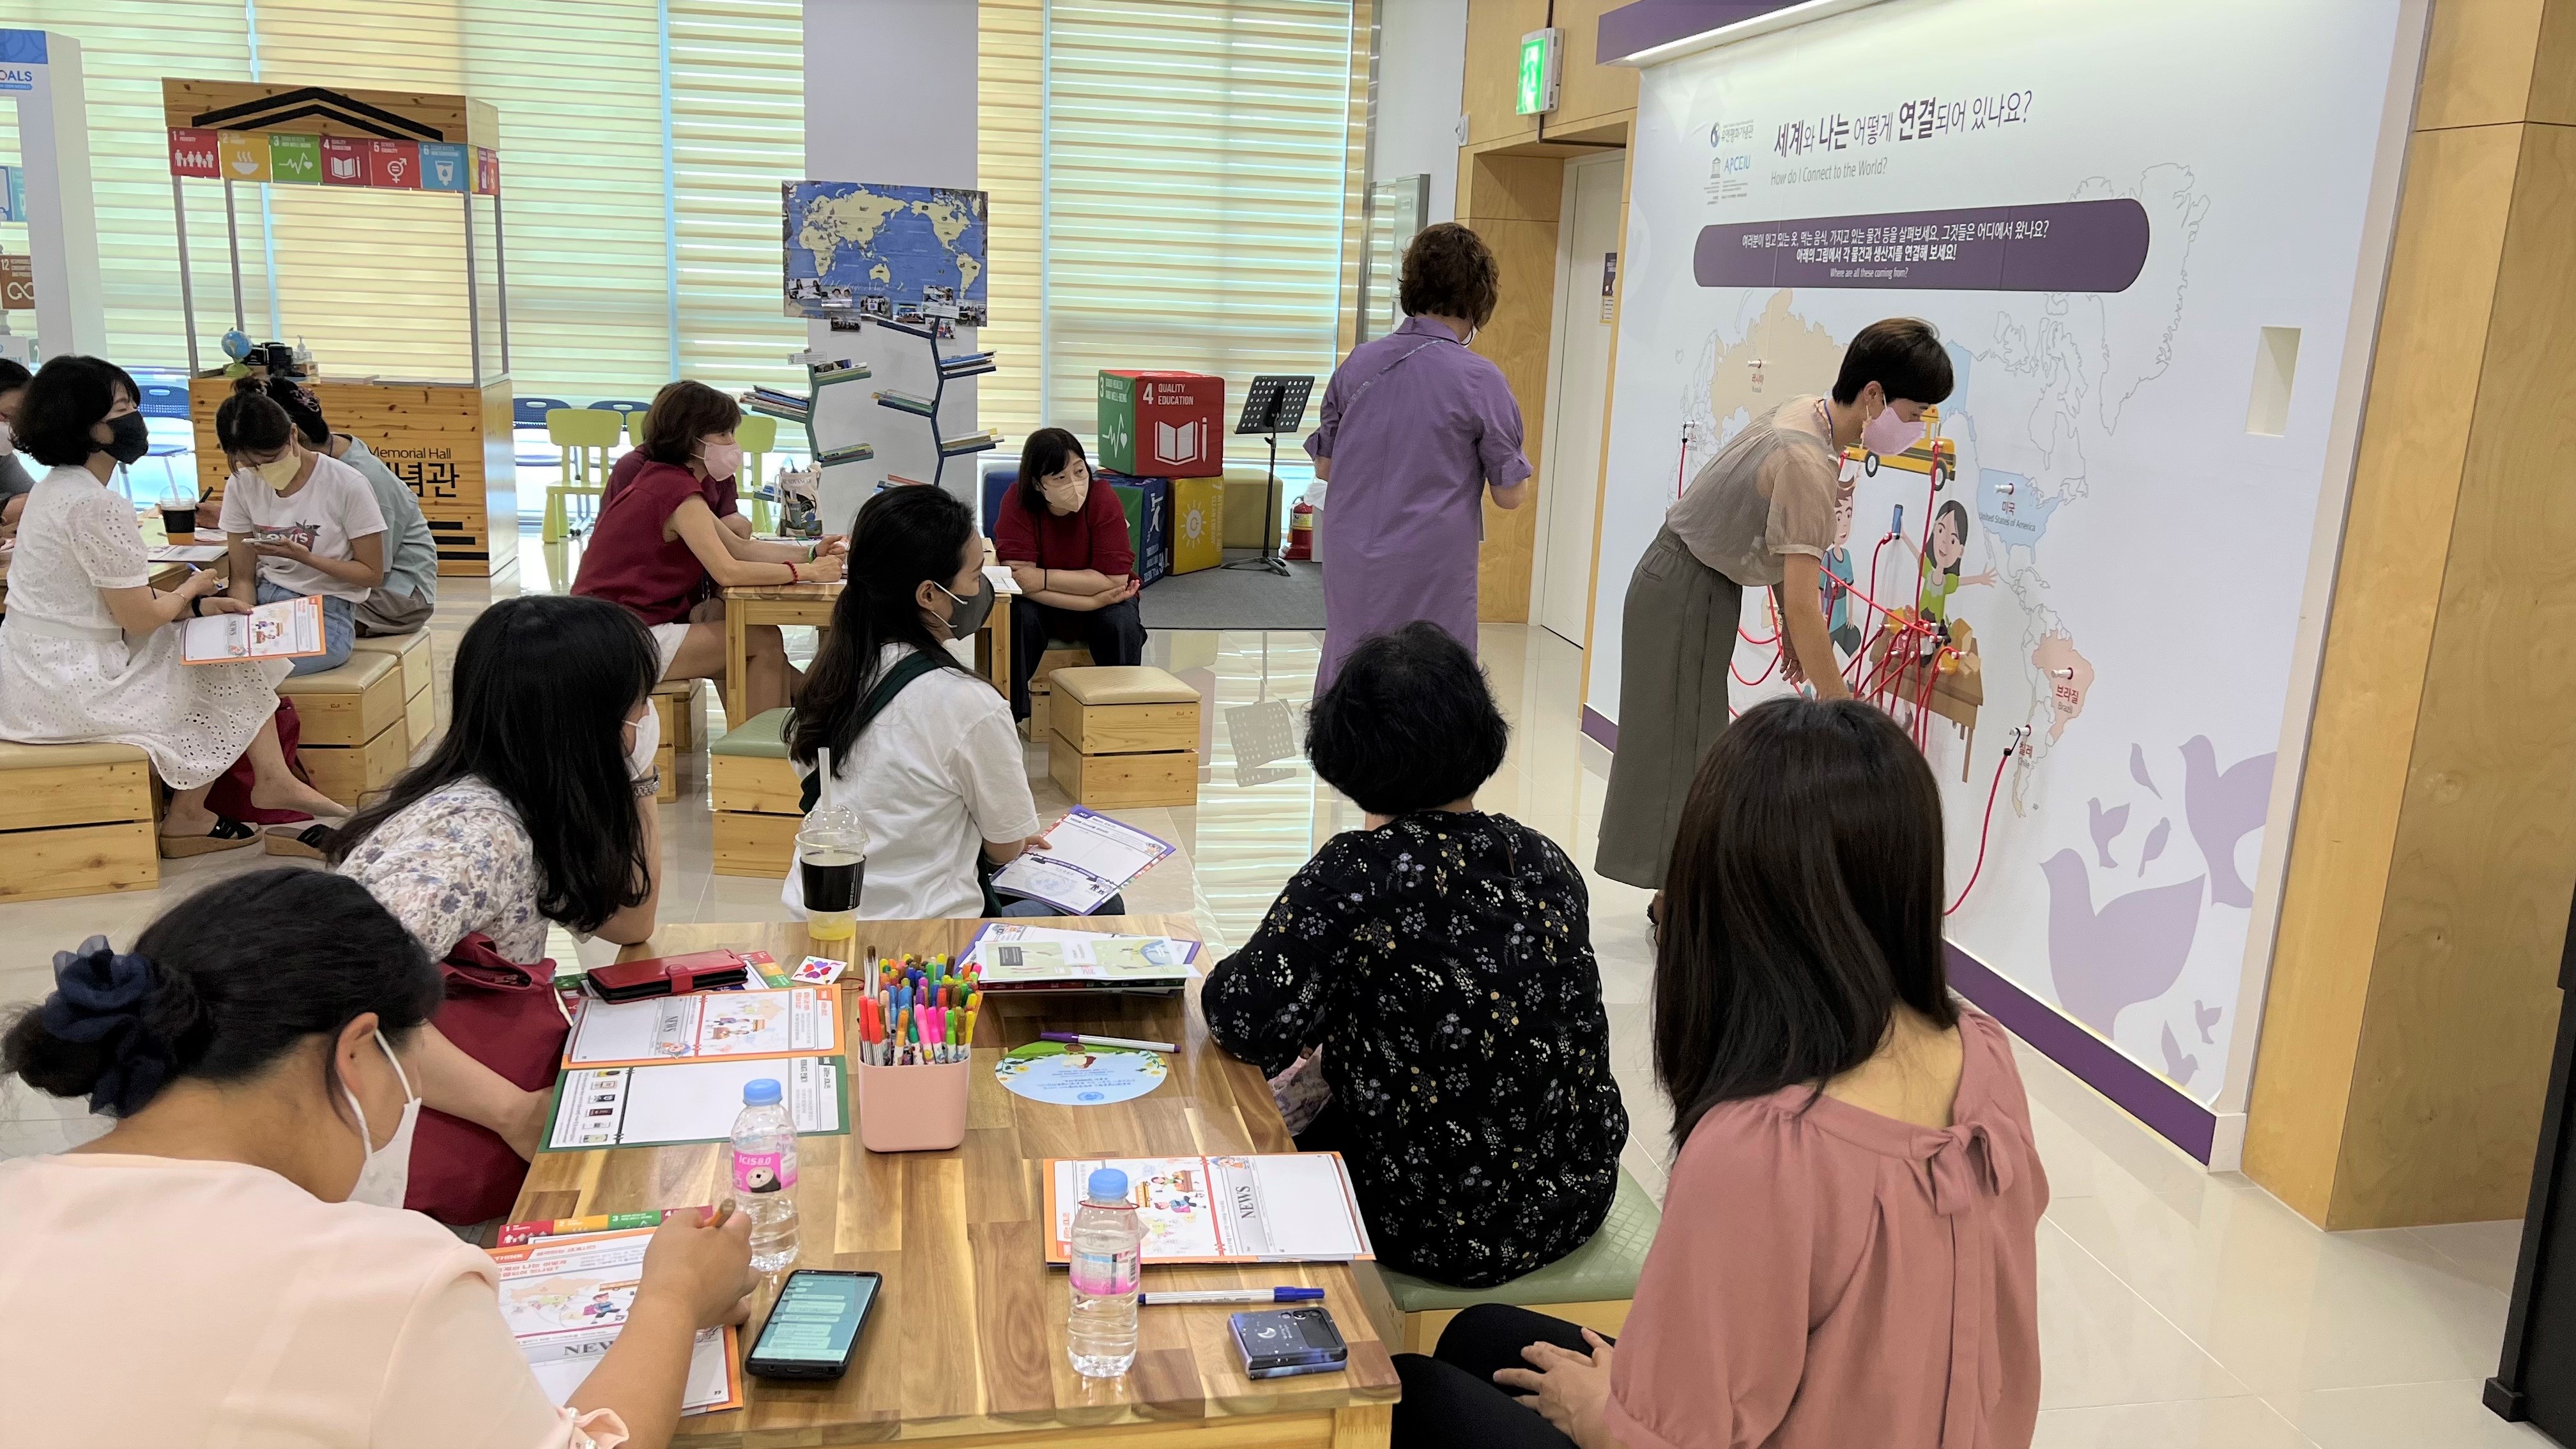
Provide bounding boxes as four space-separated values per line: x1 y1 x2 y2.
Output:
1913 499 1996 629
1821 476 1862 659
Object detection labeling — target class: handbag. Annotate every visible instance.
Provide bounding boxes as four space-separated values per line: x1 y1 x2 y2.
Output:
792 650 1010 916
404 931 569 1227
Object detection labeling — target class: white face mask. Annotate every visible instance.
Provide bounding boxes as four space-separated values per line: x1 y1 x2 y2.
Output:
1860 394 1921 458
339 1029 420 1209
625 703 661 784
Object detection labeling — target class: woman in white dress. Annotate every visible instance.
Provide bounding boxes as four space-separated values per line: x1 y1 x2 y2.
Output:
0 355 347 854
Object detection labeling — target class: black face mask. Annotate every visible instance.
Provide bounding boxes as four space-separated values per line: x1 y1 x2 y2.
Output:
934 574 996 641
102 412 151 466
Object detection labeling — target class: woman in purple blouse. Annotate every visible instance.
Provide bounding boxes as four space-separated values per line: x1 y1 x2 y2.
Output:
1304 223 1531 689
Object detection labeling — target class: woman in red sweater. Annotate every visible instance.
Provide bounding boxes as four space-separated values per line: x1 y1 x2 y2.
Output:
993 427 1146 722
571 381 843 722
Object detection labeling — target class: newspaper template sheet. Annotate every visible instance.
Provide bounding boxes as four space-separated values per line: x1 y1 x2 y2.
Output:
180 595 323 664
564 986 840 1068
490 1228 741 1415
987 807 1176 914
548 1055 842 1151
1045 1153 1374 1264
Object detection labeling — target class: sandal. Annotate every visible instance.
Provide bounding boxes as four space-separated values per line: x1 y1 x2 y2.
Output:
263 823 338 860
159 816 259 859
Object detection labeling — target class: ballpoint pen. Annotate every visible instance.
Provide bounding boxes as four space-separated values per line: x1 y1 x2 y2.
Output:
1040 1031 1178 1054
1138 1288 1326 1305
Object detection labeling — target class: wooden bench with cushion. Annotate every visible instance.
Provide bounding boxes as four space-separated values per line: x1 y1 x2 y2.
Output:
648 677 707 804
277 652 409 809
348 630 437 762
1045 665 1200 809
1019 642 1092 741
0 739 160 902
1375 1165 1663 1354
710 707 797 877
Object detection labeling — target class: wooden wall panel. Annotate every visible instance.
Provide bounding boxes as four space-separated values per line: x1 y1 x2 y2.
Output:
1469 215 1556 623
1552 1 1642 135
1463 0 1551 148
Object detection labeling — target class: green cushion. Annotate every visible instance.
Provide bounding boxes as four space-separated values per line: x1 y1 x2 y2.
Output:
1378 1167 1661 1314
709 707 792 760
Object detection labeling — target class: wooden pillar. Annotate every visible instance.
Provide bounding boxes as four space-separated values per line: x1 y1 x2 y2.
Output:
1461 151 1562 624
2246 0 2576 1229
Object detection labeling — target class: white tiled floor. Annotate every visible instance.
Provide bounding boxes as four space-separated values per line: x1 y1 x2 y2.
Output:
0 530 2547 1447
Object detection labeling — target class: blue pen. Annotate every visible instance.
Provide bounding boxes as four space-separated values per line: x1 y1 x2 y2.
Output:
1137 1287 1326 1306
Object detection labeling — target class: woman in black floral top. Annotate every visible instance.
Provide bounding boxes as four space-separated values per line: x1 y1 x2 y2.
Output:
1204 622 1627 1288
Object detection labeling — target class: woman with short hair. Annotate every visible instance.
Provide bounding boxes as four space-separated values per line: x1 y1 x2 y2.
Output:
0 868 756 1449
571 379 845 723
1303 222 1532 688
0 355 346 853
994 427 1145 722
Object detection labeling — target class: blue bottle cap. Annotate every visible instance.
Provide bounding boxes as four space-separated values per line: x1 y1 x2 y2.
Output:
1087 1167 1130 1202
743 1078 783 1106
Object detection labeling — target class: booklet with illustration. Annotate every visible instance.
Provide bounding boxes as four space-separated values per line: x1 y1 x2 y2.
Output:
489 1226 742 1416
545 1054 846 1151
562 985 841 1069
987 806 1176 914
180 594 324 664
965 923 1199 991
1043 1154 1375 1265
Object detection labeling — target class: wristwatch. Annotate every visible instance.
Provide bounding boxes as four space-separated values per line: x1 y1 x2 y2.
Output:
634 768 661 799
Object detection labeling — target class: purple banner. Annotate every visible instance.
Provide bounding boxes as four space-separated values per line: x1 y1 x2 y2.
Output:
1597 1 1801 62
1695 199 2150 293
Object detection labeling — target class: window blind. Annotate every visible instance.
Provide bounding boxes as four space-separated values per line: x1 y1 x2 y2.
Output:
668 0 807 397
1039 0 1359 502
975 0 1045 442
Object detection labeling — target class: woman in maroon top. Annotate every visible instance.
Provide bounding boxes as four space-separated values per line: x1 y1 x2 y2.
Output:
571 381 843 723
992 428 1146 721
599 379 754 541
1391 697 2046 1449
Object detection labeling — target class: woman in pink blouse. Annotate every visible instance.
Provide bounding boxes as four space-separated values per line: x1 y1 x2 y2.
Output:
1391 696 2047 1449
0 870 756 1449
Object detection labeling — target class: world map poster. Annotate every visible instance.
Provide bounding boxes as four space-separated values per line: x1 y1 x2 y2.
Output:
783 179 988 326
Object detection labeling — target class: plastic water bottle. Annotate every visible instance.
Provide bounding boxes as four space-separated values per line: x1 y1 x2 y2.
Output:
730 1078 801 1273
1066 1167 1144 1377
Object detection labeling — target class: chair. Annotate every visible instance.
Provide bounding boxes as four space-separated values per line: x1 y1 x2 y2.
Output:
1377 1165 1664 1354
543 408 621 543
514 396 572 468
710 707 799 877
1045 665 1200 808
736 414 779 532
593 398 652 453
275 653 411 808
135 382 190 420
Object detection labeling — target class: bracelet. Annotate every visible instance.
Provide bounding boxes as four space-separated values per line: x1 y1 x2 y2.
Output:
786 560 801 584
188 594 206 618
806 544 818 562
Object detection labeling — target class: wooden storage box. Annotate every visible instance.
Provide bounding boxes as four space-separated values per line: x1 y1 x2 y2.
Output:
279 653 410 808
1044 666 1202 809
1047 737 1199 809
350 630 437 762
710 707 799 877
650 677 707 804
0 740 160 902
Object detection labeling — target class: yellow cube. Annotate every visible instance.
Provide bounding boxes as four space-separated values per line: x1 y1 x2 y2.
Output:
1171 477 1225 574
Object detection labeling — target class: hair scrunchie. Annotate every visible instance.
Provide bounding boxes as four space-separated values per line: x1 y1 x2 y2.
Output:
38 936 178 1116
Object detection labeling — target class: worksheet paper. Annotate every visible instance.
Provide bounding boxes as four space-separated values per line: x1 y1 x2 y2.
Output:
563 986 840 1068
548 1055 843 1151
180 595 324 664
146 545 227 564
1046 1154 1374 1264
967 924 1200 985
988 807 1175 914
490 1228 741 1415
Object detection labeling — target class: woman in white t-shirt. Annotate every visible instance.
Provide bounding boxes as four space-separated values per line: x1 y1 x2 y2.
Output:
214 375 386 675
784 485 1061 920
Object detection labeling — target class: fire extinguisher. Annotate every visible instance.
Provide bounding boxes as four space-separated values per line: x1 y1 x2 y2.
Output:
1285 500 1316 561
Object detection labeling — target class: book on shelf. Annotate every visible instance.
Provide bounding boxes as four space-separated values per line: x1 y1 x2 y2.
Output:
809 358 871 381
937 429 1002 454
815 442 877 465
871 389 938 416
746 386 810 409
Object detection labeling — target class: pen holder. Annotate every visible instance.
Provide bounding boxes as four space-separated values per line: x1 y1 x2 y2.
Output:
854 1059 970 1153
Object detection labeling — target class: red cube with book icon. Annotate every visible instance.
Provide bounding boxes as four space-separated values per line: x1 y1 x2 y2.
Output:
1096 370 1225 479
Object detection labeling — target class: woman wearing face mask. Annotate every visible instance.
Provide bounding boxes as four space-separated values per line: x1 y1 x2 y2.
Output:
258 375 441 637
0 356 36 530
330 594 664 1222
0 869 757 1449
994 427 1145 723
572 379 845 724
214 375 387 676
1595 318 1956 900
789 486 1117 919
1305 222 1531 690
0 355 348 852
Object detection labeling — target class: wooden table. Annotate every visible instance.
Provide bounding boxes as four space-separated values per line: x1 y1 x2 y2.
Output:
0 557 199 617
721 544 1011 725
515 917 1403 1448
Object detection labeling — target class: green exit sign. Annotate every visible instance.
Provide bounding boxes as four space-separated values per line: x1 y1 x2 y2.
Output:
1516 27 1561 116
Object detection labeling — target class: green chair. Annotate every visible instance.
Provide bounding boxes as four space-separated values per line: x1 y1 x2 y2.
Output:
543 408 621 543
710 707 800 878
1376 1165 1662 1354
736 413 779 533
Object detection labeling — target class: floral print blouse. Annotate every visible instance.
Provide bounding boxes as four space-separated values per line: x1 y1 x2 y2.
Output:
337 777 548 964
1203 810 1628 1288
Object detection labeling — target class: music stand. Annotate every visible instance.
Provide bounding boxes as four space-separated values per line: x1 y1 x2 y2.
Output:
1224 374 1315 576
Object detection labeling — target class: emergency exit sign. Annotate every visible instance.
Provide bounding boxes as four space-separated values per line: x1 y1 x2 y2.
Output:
1516 27 1561 116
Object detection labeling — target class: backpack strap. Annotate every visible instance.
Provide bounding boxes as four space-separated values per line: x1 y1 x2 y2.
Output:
797 648 950 814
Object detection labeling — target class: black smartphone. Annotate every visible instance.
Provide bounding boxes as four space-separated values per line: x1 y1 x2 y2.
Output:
746 1269 880 1381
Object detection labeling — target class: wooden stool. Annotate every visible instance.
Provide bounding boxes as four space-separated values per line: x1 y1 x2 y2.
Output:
1046 666 1200 808
278 653 410 808
0 740 158 901
348 630 437 761
1020 642 1093 741
1379 1166 1662 1354
710 707 799 877
649 677 708 804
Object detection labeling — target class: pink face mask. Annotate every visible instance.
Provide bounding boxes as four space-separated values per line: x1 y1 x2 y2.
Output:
1860 399 1920 459
700 438 744 482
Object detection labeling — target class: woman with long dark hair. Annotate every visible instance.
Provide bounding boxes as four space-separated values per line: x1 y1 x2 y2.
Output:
0 355 346 852
1392 697 2046 1449
0 870 755 1448
787 484 1054 919
329 594 665 1196
993 427 1144 721
259 374 441 636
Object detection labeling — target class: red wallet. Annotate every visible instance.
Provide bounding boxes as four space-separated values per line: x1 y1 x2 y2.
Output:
585 949 752 1002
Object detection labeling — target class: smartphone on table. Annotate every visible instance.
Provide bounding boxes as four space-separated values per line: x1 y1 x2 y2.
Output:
746 1269 880 1381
